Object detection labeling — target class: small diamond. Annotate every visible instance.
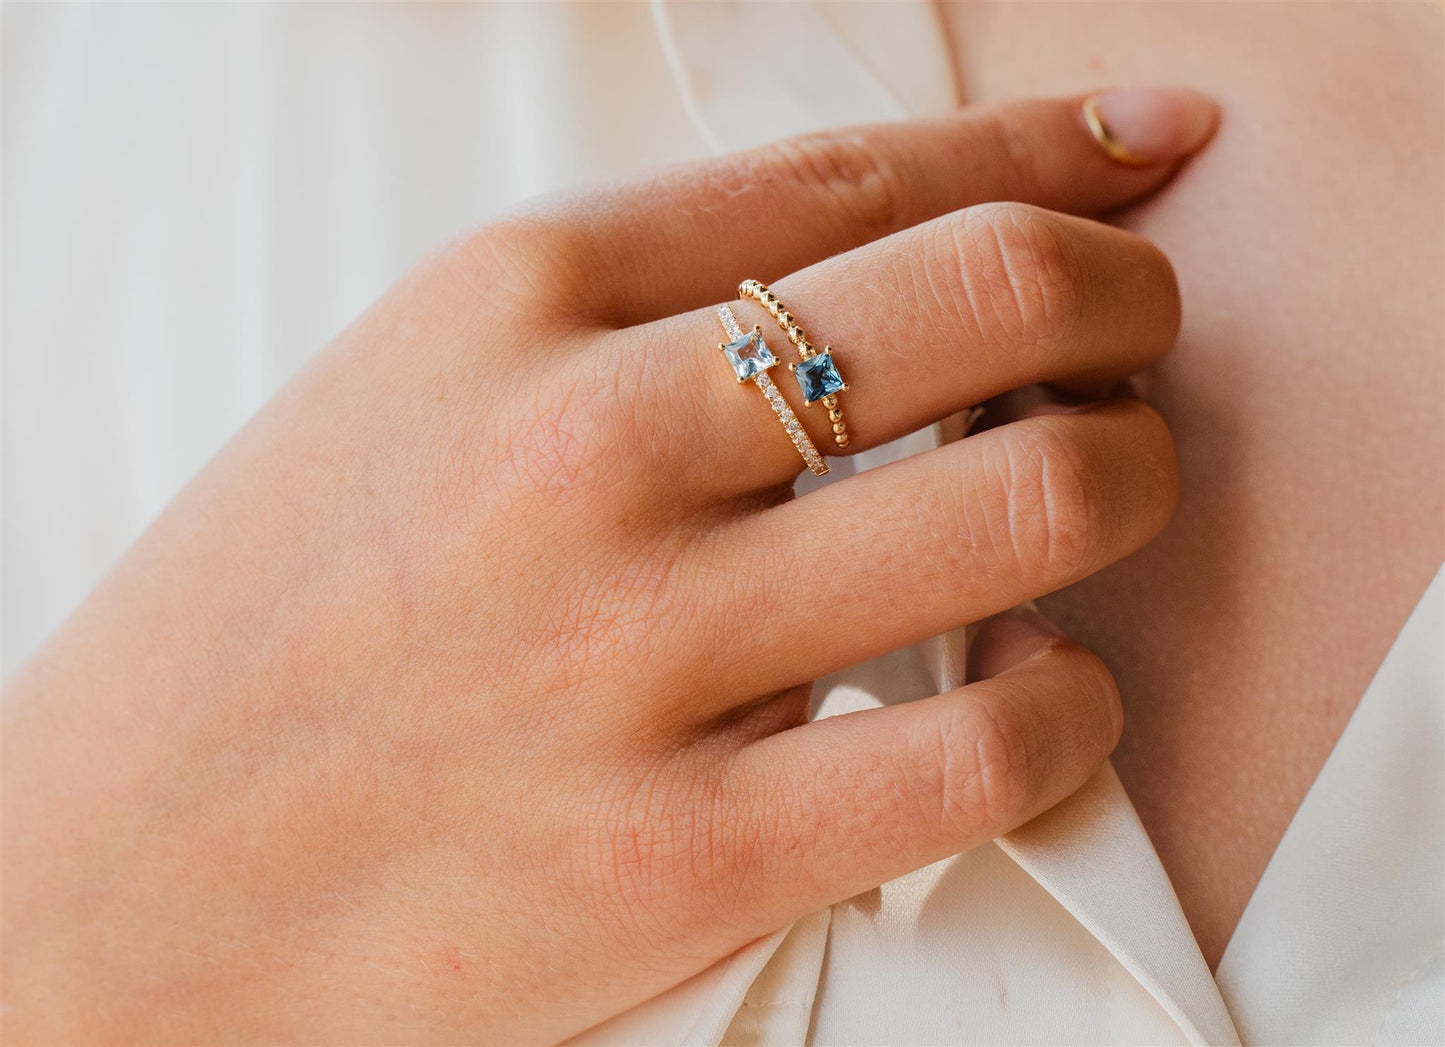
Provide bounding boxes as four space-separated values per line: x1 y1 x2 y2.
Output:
721 328 777 381
794 350 845 403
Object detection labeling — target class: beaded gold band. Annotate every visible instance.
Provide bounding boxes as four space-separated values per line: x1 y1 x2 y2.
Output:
738 279 850 449
716 304 828 477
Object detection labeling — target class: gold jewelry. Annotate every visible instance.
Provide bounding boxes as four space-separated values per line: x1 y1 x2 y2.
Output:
1082 96 1151 167
737 279 850 449
716 304 828 477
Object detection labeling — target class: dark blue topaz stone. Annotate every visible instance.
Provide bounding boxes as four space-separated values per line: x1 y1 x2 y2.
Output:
794 350 845 403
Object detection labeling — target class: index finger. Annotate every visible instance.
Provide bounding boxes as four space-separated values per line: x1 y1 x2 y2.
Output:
515 88 1216 324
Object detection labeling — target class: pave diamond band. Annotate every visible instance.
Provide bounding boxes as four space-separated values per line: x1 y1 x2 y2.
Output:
737 279 850 450
717 304 828 477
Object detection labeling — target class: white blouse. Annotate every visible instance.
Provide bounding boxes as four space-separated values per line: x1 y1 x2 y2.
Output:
5 3 1440 1044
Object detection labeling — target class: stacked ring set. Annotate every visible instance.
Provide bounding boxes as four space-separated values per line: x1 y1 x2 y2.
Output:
716 280 849 477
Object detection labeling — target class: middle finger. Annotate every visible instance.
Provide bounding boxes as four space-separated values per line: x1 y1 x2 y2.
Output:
702 399 1179 702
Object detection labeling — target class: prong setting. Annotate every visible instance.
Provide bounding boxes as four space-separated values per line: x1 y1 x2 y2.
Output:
715 303 827 476
738 279 852 449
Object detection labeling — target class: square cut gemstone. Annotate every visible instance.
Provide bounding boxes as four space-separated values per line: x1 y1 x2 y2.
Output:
794 350 845 403
721 329 777 381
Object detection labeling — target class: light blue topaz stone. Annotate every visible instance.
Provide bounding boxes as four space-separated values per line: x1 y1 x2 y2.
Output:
794 350 846 403
720 326 777 382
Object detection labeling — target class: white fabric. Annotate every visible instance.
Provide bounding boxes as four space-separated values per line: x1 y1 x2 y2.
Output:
5 3 1442 1045
1215 570 1444 1045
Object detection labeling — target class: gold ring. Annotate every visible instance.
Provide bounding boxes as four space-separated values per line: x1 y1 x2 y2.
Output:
737 279 850 450
1082 96 1151 168
716 304 828 477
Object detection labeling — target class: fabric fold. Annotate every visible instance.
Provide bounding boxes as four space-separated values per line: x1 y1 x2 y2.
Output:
995 765 1242 1046
651 0 955 150
721 909 832 1046
568 925 794 1047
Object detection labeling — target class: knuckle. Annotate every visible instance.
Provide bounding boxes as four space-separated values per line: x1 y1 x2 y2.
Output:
452 218 542 292
579 761 747 944
930 695 1035 838
586 788 702 917
497 349 645 504
765 131 905 238
947 203 1086 349
989 421 1100 584
449 208 596 316
506 398 609 497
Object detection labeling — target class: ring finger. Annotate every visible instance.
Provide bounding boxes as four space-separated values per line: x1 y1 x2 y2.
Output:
621 201 1180 494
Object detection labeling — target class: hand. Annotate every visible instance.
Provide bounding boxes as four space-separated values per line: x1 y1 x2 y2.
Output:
3 89 1214 1044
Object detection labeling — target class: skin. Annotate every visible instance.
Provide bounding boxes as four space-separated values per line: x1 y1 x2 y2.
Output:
2 94 1211 1044
942 0 1445 967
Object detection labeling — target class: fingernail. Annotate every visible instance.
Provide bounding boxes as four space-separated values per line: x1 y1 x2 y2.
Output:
1083 88 1218 167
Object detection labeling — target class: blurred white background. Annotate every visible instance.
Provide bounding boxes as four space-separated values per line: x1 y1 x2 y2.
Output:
3 2 707 674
